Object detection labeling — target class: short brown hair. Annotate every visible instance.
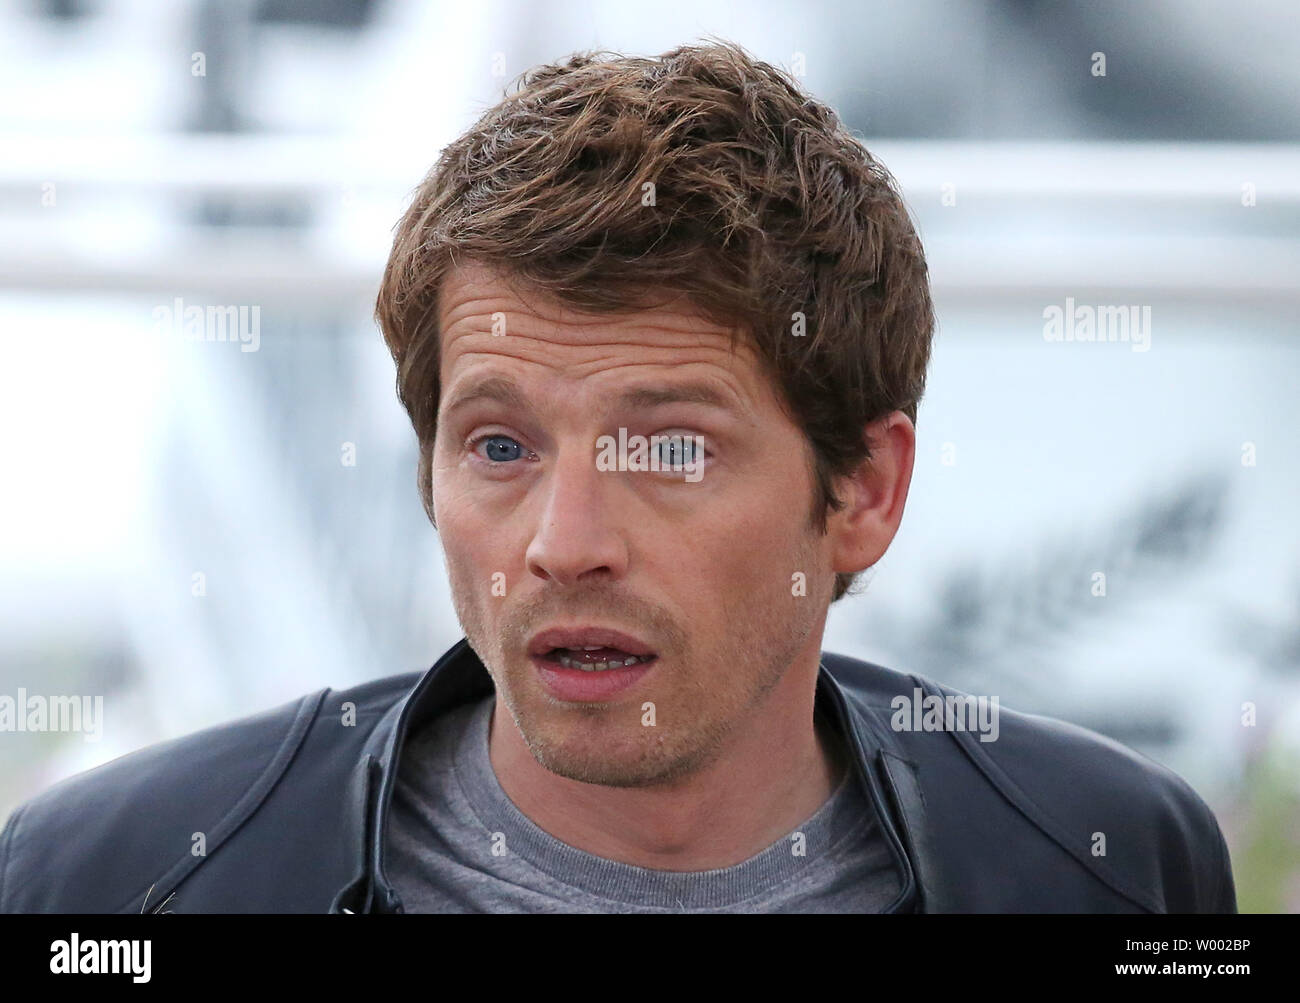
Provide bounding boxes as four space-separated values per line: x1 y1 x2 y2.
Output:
376 38 934 602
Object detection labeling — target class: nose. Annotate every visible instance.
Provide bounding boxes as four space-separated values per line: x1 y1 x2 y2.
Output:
525 442 629 587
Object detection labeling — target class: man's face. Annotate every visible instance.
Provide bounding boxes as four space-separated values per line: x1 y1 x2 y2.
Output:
431 261 835 789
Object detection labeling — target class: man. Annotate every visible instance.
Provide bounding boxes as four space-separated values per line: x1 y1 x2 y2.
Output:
0 41 1234 914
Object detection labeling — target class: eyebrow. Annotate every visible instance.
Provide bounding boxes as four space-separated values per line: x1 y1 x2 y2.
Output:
442 376 530 417
441 375 737 419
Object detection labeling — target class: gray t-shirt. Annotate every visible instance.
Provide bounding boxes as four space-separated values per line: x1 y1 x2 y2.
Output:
383 693 901 913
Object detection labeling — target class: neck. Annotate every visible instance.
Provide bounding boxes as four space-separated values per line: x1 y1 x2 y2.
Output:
487 650 845 871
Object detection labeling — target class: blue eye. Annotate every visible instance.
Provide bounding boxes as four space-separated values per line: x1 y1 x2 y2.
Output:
656 436 699 467
477 435 524 462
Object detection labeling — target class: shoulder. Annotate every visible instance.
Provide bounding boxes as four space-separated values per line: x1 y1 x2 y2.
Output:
823 650 1236 912
0 671 419 913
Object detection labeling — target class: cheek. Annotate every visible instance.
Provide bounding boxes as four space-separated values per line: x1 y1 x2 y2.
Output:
688 495 811 599
441 514 500 588
432 476 502 587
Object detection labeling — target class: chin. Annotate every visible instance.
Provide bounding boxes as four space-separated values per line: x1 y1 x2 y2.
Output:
518 719 676 788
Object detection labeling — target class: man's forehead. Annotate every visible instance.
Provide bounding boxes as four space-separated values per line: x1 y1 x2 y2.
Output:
437 261 744 351
434 262 779 419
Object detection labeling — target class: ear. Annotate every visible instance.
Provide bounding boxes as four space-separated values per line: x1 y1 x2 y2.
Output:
826 410 916 576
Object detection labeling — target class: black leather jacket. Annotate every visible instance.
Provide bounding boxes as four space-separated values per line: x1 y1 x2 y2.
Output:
0 639 1237 913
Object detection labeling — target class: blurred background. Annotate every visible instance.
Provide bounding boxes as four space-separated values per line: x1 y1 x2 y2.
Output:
0 0 1296 912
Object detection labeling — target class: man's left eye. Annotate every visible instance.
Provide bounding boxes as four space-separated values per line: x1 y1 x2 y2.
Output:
655 436 701 467
474 435 525 462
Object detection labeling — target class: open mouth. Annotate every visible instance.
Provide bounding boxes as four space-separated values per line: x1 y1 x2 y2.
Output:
539 647 658 672
526 627 660 699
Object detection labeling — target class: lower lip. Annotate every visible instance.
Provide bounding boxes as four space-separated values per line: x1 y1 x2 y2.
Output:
531 655 656 702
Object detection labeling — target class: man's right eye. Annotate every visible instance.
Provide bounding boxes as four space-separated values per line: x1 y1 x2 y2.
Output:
472 434 525 462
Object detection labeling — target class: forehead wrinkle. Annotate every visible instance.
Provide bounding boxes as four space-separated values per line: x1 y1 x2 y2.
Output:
440 318 743 356
569 358 757 420
439 290 744 352
442 334 756 392
437 260 748 355
442 350 759 425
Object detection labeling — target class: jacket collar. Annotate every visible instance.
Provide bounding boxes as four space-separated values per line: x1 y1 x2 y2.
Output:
331 638 923 913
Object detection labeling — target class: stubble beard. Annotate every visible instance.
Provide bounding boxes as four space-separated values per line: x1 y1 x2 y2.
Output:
444 545 825 792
